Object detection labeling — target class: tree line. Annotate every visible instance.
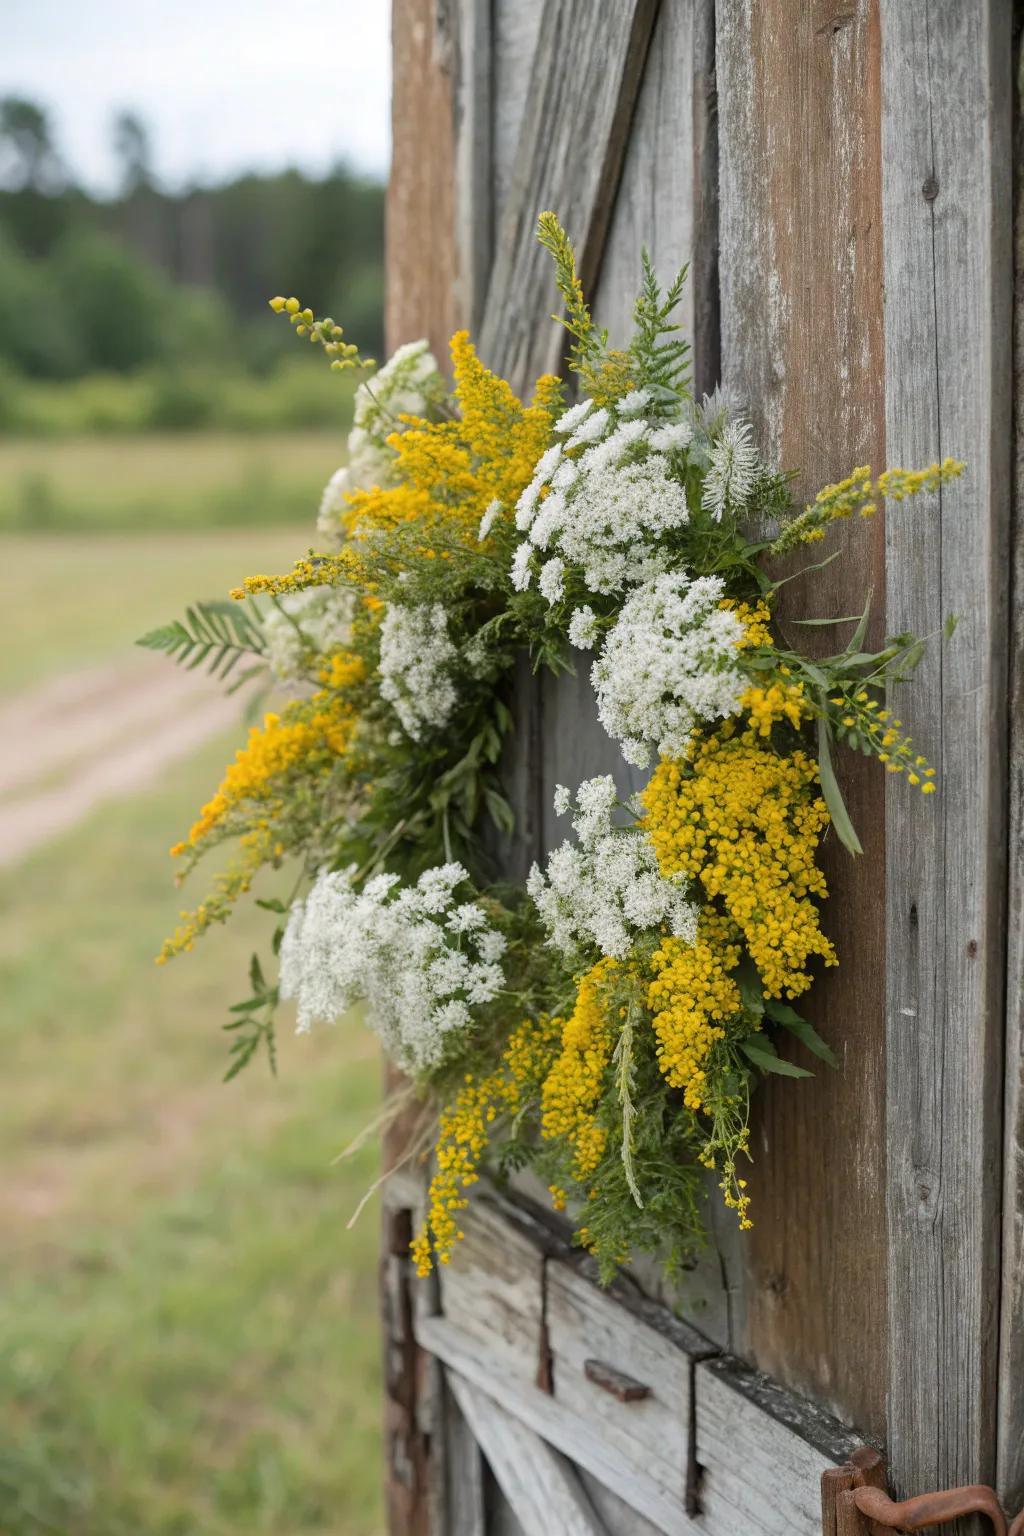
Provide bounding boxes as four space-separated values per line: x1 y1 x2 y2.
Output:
0 97 385 381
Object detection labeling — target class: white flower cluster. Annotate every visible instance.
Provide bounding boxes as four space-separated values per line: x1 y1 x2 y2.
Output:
591 573 746 768
379 602 459 741
527 776 697 961
262 586 357 683
318 340 444 542
279 862 506 1073
511 394 693 602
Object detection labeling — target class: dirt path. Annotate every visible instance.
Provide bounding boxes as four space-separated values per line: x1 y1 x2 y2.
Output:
0 658 241 868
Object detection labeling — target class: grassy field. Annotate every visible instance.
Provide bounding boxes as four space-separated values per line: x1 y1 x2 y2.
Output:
0 528 307 695
0 734 385 1536
0 432 344 533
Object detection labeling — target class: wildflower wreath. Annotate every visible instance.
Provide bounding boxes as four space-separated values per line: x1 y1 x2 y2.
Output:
145 214 961 1282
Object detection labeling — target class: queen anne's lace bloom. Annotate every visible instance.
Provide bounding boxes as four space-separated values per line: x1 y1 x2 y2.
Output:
262 586 357 682
527 778 697 961
279 863 506 1072
592 573 746 768
567 605 600 650
539 557 566 605
513 398 691 601
379 602 459 740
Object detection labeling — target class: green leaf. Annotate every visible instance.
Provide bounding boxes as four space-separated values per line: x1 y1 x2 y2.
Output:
843 590 873 657
734 958 765 1020
740 1037 814 1078
816 714 863 855
764 1000 838 1067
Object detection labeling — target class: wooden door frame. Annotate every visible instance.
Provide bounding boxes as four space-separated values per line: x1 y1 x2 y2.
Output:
383 0 1019 1517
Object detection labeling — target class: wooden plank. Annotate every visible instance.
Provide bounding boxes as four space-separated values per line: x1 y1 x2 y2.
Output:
441 1370 487 1535
715 0 888 1438
879 0 1013 1500
492 0 545 231
381 1197 432 1536
590 0 712 369
417 1313 698 1536
545 1260 710 1514
447 1370 607 1536
437 1194 548 1386
451 0 492 335
478 0 660 393
694 1356 863 1536
1000 19 1024 1512
576 1474 665 1536
386 0 458 358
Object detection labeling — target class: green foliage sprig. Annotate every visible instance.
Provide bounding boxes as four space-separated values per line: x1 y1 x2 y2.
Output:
138 598 267 686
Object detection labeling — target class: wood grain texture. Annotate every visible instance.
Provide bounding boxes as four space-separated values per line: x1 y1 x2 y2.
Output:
999 14 1024 1511
447 1371 607 1536
381 1199 432 1536
576 1474 666 1536
437 1195 548 1386
491 0 545 231
441 1370 487 1535
478 0 660 393
880 0 1012 1499
694 1356 863 1536
451 0 492 335
386 0 458 358
715 0 888 1438
418 1313 698 1535
546 1259 709 1515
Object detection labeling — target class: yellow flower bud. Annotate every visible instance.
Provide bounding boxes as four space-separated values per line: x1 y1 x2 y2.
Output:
268 295 286 312
285 297 300 314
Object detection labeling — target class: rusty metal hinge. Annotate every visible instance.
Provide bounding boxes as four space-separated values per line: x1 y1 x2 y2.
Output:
823 1447 1024 1535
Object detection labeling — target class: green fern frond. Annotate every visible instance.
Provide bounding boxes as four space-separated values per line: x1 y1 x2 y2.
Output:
629 248 692 405
138 599 267 682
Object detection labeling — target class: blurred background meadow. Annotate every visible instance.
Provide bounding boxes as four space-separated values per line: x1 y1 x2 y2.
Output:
1 5 389 1532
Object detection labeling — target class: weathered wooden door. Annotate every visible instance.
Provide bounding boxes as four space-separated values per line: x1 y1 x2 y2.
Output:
381 2 1017 1530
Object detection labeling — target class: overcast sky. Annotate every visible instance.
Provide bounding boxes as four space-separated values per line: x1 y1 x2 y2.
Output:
3 0 391 192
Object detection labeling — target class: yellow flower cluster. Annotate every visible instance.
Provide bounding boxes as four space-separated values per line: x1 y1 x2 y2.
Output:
157 829 273 964
699 1092 754 1231
642 722 836 998
770 457 964 554
829 689 937 791
230 547 372 602
539 958 619 1179
412 1015 561 1276
317 651 368 691
229 335 561 601
729 598 774 649
345 331 561 544
740 675 809 737
173 692 356 855
647 914 742 1109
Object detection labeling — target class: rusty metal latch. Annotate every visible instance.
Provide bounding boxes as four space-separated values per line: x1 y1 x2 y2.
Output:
583 1357 652 1402
823 1447 1024 1535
